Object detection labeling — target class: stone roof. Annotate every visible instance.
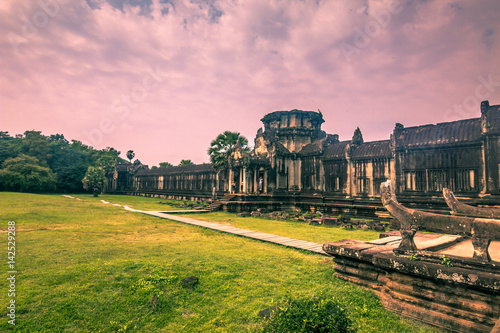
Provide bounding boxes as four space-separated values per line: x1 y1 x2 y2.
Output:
249 156 270 166
394 118 482 149
323 141 349 160
274 142 290 155
261 109 324 124
115 163 131 171
135 164 214 176
299 140 323 155
351 140 392 159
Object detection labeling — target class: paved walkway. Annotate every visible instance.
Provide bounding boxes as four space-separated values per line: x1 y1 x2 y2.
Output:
141 210 328 255
102 201 328 255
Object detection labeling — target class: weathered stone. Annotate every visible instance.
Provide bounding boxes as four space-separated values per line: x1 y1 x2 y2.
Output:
309 218 322 225
323 236 500 332
258 306 277 318
381 180 500 261
237 212 250 217
472 236 491 262
394 229 418 254
322 217 339 225
181 276 199 289
491 318 500 333
380 180 474 235
250 211 262 217
444 188 500 219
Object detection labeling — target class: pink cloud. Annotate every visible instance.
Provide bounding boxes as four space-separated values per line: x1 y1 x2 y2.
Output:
1 0 499 166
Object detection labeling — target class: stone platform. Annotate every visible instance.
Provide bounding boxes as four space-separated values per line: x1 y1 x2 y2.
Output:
323 232 500 333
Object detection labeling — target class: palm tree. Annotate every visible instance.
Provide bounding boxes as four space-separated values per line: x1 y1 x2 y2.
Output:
178 159 194 166
208 131 249 170
126 150 135 163
159 162 173 168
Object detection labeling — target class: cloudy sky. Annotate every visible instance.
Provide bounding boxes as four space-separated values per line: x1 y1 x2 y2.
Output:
1 0 499 166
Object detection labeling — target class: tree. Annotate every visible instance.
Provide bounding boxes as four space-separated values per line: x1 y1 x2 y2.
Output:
48 138 88 192
47 133 69 144
208 131 249 170
126 150 135 162
0 154 57 192
22 130 51 164
96 155 116 174
159 162 173 168
82 166 106 197
178 159 194 166
0 132 22 166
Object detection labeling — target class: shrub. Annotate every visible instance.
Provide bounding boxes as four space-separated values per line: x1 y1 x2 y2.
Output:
259 294 355 333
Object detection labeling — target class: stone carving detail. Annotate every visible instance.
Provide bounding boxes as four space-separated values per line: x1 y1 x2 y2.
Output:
381 180 500 262
380 180 418 254
443 188 500 219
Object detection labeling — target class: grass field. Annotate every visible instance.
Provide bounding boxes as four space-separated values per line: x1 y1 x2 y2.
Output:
177 212 382 244
0 192 439 332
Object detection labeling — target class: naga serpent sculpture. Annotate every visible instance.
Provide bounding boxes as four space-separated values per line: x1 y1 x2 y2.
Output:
380 180 500 261
443 188 500 219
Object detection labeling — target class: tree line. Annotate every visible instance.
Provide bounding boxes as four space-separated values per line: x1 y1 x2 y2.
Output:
0 131 125 193
0 130 249 194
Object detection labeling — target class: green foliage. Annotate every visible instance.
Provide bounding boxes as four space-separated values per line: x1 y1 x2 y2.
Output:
0 131 22 166
0 154 57 192
208 131 249 170
48 136 88 192
178 159 194 166
260 294 355 333
408 254 418 261
440 255 453 267
82 166 106 196
0 131 124 193
22 130 52 163
126 150 135 162
159 162 173 168
96 154 116 174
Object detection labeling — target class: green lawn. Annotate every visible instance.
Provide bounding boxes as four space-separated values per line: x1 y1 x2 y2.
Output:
75 194 191 211
178 212 382 244
0 192 439 332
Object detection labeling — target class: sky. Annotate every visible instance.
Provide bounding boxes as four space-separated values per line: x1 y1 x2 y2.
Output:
1 0 500 167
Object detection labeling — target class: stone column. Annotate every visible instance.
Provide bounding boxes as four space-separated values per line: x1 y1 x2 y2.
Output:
346 156 352 197
242 168 247 193
253 168 257 193
264 170 268 194
367 161 374 196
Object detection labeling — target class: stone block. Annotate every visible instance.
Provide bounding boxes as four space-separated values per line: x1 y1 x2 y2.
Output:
309 218 322 225
322 217 339 226
237 212 250 217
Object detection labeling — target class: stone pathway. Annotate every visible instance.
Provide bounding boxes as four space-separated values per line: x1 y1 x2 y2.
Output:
140 210 328 255
62 197 327 255
96 201 328 255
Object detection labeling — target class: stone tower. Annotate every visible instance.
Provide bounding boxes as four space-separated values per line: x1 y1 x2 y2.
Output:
259 109 325 153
